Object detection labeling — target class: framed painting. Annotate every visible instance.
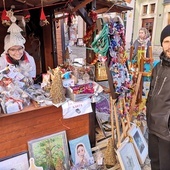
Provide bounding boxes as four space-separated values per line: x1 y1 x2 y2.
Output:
0 152 29 170
28 131 70 170
128 125 148 164
116 138 141 170
69 134 94 168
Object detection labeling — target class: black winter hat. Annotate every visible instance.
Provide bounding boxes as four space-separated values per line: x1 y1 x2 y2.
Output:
160 25 170 46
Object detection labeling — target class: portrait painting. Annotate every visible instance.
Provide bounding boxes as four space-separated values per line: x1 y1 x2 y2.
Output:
69 134 94 168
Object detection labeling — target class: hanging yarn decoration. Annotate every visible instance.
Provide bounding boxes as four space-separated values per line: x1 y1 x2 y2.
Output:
83 10 97 44
91 24 109 57
108 16 132 96
83 24 95 44
89 10 97 23
1 0 10 26
40 0 49 27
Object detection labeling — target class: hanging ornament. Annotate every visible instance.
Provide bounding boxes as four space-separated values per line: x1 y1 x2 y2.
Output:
89 10 97 23
1 0 10 26
23 1 30 23
40 7 49 26
40 0 49 27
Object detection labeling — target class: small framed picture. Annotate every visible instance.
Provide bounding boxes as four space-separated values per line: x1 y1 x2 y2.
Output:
0 152 29 170
69 134 94 168
28 131 70 170
116 138 141 170
128 125 148 164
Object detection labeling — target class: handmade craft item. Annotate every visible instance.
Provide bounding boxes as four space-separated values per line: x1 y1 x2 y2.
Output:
28 158 43 170
104 138 117 168
40 0 49 26
1 0 10 26
50 67 66 104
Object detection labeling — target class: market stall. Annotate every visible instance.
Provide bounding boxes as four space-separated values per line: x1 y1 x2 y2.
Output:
0 104 95 159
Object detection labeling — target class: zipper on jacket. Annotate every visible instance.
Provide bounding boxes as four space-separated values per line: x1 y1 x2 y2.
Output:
157 77 167 95
152 76 158 95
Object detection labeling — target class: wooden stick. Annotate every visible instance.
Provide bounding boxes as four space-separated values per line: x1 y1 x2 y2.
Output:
129 72 142 120
110 95 116 146
122 98 130 129
129 46 134 61
113 99 121 148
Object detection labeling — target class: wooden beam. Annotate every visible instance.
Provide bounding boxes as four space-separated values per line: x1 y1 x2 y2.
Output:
95 7 108 14
71 0 93 26
72 0 93 13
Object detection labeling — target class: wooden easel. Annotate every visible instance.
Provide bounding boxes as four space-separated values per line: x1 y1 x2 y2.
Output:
105 60 132 148
104 48 145 148
130 46 153 103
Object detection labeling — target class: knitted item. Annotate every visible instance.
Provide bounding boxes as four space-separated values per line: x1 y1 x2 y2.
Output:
4 15 25 52
160 25 170 46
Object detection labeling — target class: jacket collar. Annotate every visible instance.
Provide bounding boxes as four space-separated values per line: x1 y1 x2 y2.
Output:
160 52 170 67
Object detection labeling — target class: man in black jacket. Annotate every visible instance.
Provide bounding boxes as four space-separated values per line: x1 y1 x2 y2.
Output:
146 25 170 170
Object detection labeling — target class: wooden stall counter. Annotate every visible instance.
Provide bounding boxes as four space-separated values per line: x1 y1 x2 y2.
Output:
0 103 95 159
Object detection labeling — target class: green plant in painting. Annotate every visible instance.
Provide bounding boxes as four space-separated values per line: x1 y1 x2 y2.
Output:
32 135 66 170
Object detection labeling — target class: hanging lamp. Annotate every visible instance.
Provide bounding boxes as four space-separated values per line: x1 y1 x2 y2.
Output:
1 0 11 26
40 0 49 27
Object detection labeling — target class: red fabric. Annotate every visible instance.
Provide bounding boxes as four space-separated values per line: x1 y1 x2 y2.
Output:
40 8 46 20
6 52 29 64
1 9 10 21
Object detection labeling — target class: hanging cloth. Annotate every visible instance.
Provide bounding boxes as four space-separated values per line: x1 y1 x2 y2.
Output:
91 24 109 56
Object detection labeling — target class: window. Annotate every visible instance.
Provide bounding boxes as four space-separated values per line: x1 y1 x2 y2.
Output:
150 3 155 14
143 5 148 14
168 12 170 25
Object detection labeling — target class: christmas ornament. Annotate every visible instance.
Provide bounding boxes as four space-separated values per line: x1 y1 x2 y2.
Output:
104 138 117 168
40 0 49 27
50 67 66 104
1 0 10 26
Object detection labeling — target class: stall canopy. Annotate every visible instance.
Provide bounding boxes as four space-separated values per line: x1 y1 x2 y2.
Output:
0 0 132 15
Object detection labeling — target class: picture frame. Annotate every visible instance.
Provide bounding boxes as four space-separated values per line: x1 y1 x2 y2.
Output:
116 138 141 170
0 152 29 170
28 131 70 170
128 125 148 164
69 134 94 167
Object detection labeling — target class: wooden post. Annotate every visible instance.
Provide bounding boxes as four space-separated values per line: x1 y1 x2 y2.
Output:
129 45 134 61
110 95 116 146
149 46 153 60
137 46 145 103
129 72 142 119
